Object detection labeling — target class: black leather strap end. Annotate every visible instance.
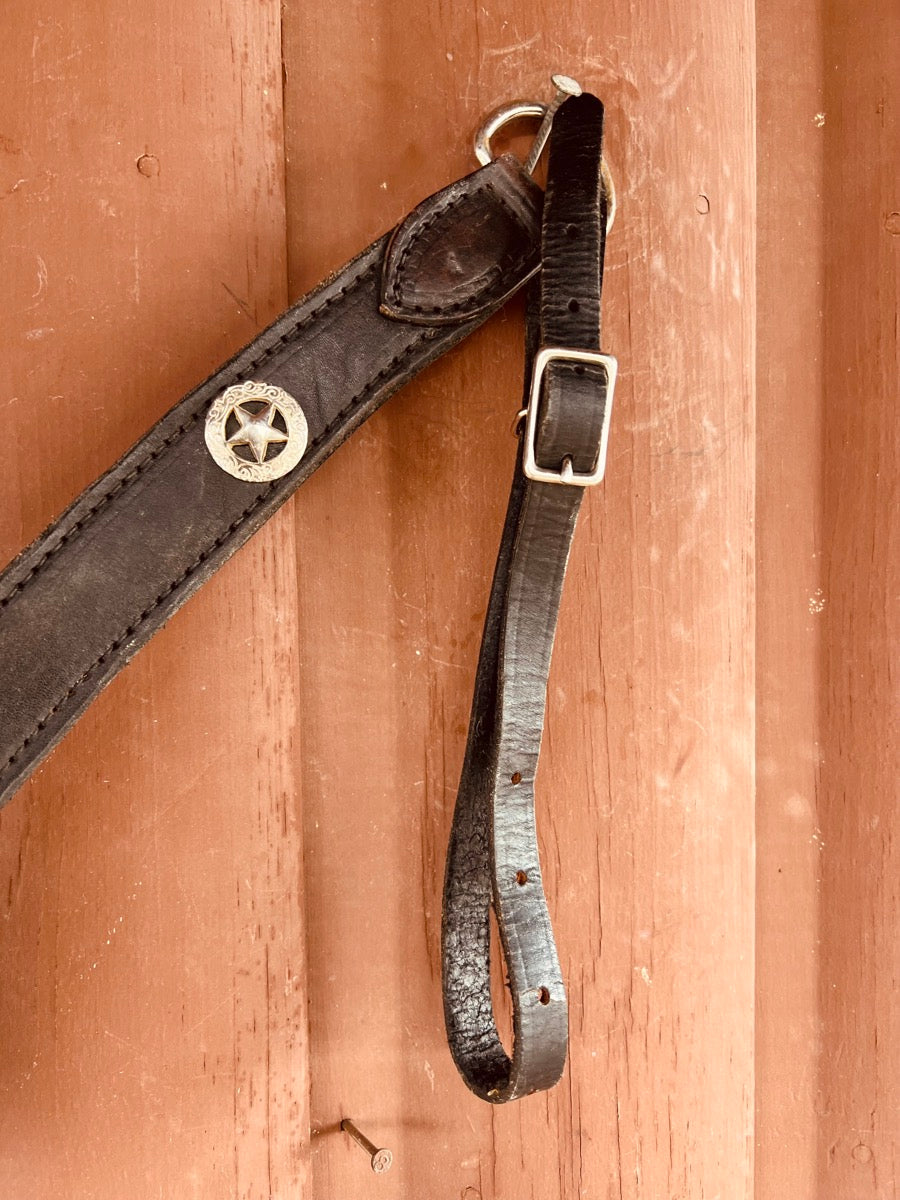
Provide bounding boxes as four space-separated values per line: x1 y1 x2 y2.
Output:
535 92 610 476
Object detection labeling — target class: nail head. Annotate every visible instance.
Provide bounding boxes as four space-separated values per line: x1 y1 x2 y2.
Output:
550 74 583 97
371 1148 393 1174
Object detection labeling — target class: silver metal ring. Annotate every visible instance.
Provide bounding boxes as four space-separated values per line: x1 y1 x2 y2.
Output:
473 101 617 233
474 100 548 168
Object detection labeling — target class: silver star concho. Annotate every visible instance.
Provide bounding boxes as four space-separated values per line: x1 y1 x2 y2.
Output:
227 401 288 463
204 381 308 482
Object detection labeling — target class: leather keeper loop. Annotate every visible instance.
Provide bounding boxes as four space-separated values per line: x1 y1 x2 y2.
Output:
380 155 542 325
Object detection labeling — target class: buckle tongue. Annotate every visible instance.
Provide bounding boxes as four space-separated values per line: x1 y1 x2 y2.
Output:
522 347 617 486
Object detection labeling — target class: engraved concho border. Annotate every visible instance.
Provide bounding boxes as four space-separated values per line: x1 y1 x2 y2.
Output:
204 380 308 482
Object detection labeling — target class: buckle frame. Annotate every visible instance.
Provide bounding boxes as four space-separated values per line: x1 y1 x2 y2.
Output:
522 347 617 486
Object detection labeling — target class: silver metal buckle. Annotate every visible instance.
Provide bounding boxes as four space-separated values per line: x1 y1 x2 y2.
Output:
522 347 617 486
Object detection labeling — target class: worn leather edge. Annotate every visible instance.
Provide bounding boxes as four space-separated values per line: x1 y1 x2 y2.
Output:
0 157 543 809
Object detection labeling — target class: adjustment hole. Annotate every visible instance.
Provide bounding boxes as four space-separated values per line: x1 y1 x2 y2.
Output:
510 771 522 785
538 987 551 1005
565 223 578 238
567 298 580 313
574 365 585 376
515 870 528 886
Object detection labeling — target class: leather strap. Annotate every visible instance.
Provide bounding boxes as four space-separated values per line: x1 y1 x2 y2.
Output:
0 155 542 808
442 93 611 1102
0 94 613 1109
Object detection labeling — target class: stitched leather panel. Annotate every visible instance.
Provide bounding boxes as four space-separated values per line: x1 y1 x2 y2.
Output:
379 156 542 324
0 157 542 809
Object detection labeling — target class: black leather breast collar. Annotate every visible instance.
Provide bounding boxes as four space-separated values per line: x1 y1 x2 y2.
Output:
0 86 615 1104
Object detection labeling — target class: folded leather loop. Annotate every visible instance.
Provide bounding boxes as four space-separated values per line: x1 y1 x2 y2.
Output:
0 154 542 809
442 93 609 1102
379 159 541 324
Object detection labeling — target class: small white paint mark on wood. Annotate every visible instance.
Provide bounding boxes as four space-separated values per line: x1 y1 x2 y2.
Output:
785 794 812 821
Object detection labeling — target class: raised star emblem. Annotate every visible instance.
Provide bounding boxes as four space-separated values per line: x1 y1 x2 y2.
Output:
204 381 309 483
226 401 289 464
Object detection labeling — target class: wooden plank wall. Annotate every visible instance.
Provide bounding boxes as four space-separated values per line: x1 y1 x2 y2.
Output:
0 1 894 1198
282 3 755 1199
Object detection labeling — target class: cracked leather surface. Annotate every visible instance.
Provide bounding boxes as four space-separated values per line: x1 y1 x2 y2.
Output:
442 93 611 1102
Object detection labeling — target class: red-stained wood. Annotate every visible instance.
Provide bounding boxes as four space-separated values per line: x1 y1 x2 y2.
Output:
10 2 896 1198
756 1 899 1196
815 5 899 1190
283 3 756 1197
755 2 826 1192
0 3 309 1197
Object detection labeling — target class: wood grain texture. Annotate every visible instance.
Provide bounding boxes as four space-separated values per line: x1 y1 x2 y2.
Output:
755 1 826 1192
283 3 756 1197
17 3 899 1197
816 0 899 1193
756 1 899 1196
0 3 309 1197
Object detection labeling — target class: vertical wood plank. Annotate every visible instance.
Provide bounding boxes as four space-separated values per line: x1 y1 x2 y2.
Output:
0 3 309 1197
283 3 756 1197
756 1 899 1196
755 0 826 1192
816 1 899 1192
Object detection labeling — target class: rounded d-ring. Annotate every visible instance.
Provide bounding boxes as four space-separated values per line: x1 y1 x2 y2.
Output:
474 100 548 168
473 100 616 233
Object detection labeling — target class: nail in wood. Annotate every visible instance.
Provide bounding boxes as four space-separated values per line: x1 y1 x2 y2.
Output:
340 1118 393 1174
523 73 583 175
